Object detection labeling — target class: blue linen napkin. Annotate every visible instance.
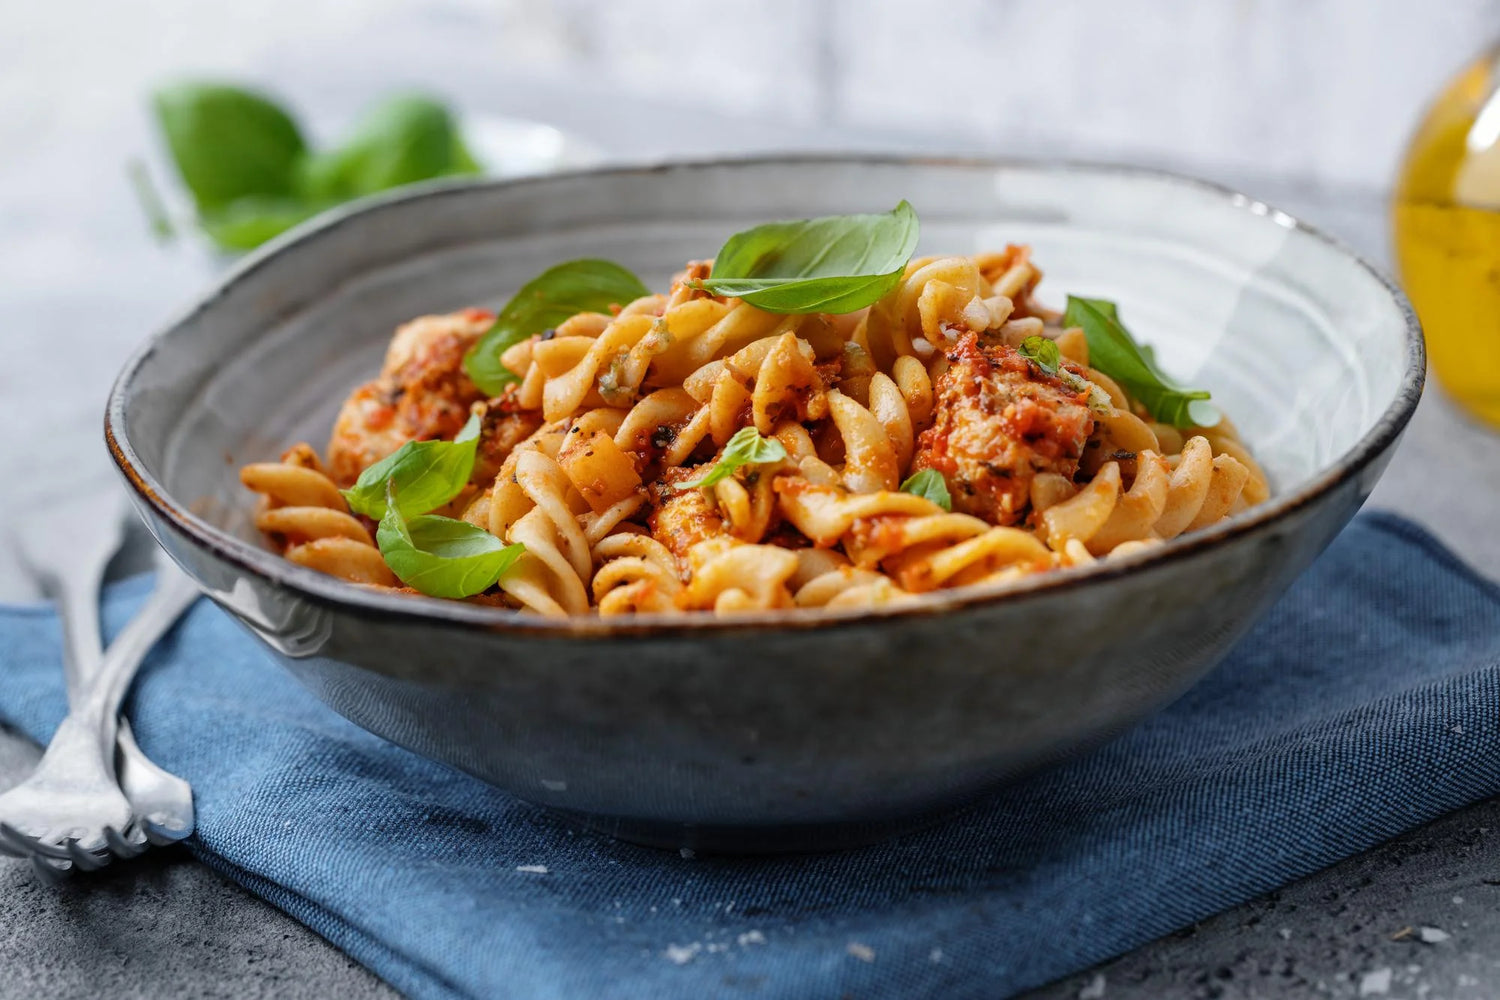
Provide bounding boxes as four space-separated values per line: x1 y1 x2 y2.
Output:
1 511 1498 1000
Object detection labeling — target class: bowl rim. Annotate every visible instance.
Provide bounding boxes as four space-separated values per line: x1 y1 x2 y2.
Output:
104 152 1426 639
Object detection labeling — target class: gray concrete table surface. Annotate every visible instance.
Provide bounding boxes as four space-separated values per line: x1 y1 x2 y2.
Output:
2 89 1500 999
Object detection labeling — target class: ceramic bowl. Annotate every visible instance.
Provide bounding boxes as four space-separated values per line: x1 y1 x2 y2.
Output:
105 156 1423 852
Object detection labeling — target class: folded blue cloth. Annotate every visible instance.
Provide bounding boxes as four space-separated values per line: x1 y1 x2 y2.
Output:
1 512 1498 999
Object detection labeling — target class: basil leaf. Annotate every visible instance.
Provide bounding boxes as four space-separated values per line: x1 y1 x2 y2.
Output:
1087 299 1119 321
153 82 307 212
197 195 327 251
463 260 651 395
676 427 788 489
298 94 478 202
377 482 525 599
1017 334 1111 414
450 132 482 174
1017 335 1062 374
701 201 920 314
342 413 482 519
1063 296 1221 428
152 87 484 253
127 160 175 242
899 469 951 511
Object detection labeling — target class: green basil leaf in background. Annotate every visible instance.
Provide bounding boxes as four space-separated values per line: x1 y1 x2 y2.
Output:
450 132 482 174
153 82 307 211
1063 296 1221 428
676 427 788 490
701 201 920 314
126 159 175 242
298 93 478 202
463 259 651 395
196 195 328 251
899 469 952 511
342 413 482 519
377 482 525 599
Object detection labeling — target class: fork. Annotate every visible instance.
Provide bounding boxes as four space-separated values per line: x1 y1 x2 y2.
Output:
3 489 198 873
1 551 201 874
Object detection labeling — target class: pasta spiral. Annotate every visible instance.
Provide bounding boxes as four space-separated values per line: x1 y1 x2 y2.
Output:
240 444 397 587
1036 439 1253 563
591 532 683 615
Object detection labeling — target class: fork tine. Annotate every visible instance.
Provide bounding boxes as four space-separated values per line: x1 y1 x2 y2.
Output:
64 839 110 872
105 825 147 859
71 829 110 857
31 853 72 882
33 827 84 861
0 823 63 860
142 816 191 846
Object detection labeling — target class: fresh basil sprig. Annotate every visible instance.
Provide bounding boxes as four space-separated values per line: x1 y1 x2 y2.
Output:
676 427 788 490
297 94 479 202
153 83 308 213
1017 335 1112 415
463 259 651 396
376 482 525 599
1016 334 1063 373
899 469 951 511
197 195 324 252
148 84 480 252
700 201 920 314
342 413 482 519
127 159 175 241
348 422 529 599
1062 297 1220 428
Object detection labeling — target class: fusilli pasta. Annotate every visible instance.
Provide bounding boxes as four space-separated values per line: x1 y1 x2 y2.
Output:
243 246 1268 616
241 445 397 587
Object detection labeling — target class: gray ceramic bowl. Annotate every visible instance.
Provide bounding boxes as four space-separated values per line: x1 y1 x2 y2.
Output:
106 156 1423 853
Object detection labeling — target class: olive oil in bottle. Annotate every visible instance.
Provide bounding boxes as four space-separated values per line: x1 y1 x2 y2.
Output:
1393 47 1500 427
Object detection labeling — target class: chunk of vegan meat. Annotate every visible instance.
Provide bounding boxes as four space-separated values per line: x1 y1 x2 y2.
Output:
471 399 546 488
647 467 728 562
910 332 1095 525
325 309 496 487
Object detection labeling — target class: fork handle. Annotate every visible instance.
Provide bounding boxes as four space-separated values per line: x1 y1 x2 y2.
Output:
77 565 202 729
50 559 110 704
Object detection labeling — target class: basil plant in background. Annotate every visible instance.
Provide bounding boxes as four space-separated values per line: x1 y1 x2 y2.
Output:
137 82 482 252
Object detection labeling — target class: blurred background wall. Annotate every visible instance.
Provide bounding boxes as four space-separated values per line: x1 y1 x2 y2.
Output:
4 0 1498 194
